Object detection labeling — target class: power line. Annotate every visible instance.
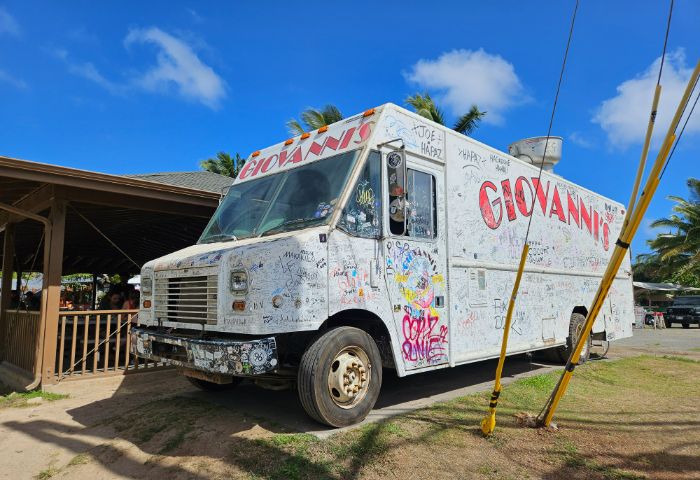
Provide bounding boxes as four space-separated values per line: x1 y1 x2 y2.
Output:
660 76 700 179
524 0 579 241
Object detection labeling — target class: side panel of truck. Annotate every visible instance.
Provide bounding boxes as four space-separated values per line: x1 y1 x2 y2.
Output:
443 130 634 363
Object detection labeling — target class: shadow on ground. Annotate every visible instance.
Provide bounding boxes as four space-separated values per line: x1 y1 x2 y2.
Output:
2 353 555 479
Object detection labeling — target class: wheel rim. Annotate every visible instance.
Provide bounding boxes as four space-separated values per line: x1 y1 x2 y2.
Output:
327 345 371 409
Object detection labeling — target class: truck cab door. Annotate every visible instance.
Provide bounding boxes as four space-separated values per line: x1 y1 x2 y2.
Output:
382 149 449 371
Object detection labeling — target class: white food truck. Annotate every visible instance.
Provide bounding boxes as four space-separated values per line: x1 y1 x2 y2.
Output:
132 104 634 427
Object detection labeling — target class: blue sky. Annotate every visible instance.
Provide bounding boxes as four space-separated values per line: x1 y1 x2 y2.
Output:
1 1 698 255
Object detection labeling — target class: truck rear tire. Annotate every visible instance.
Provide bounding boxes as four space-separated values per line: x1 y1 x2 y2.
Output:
546 312 591 364
186 376 243 391
297 326 382 427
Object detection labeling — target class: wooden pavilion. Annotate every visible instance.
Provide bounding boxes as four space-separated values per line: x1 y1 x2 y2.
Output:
0 156 229 390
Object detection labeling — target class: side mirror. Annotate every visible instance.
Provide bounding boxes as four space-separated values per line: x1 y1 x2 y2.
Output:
220 185 232 204
386 149 407 235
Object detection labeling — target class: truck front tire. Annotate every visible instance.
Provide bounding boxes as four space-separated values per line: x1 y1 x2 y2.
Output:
297 326 382 427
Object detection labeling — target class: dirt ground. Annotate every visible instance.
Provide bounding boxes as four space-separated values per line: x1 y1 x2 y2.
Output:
1 326 698 480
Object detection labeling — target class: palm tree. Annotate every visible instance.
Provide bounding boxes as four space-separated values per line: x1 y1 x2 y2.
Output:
287 104 344 135
200 151 246 178
634 178 700 286
405 93 486 136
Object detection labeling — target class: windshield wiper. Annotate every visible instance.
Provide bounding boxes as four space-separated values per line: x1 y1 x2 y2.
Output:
258 217 325 237
199 233 238 244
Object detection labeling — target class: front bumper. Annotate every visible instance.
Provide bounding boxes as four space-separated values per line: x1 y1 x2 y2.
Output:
131 328 278 376
667 315 700 324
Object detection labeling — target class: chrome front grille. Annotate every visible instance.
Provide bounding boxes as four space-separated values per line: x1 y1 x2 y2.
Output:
154 273 218 325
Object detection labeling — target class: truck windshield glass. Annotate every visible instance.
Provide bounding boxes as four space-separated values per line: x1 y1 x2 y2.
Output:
198 149 360 243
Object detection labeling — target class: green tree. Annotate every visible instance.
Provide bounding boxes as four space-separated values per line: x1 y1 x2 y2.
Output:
287 105 344 135
200 151 246 178
633 178 700 287
405 92 486 136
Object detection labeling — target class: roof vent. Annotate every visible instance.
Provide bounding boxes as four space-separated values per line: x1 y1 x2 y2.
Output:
508 136 562 172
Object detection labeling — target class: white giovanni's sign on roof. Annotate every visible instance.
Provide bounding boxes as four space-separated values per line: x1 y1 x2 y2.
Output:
234 112 378 184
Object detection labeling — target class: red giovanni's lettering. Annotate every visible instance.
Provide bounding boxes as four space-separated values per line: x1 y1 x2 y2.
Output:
479 181 502 229
239 121 374 180
478 177 612 250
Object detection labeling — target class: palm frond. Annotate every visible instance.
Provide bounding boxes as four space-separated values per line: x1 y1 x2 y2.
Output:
200 151 238 177
453 105 486 135
286 119 306 135
321 104 343 124
300 108 325 130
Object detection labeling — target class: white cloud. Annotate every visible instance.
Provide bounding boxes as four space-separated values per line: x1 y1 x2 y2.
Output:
53 28 226 109
568 131 594 149
68 62 123 95
125 27 226 109
186 8 204 24
0 7 20 36
405 49 528 125
593 49 700 149
0 69 27 89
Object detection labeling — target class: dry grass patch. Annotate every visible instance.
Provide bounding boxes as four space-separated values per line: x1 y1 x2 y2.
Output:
0 389 68 409
50 355 699 479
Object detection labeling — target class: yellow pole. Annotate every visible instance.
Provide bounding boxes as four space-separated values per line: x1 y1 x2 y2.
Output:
481 243 529 435
539 59 699 428
624 84 661 228
540 137 673 427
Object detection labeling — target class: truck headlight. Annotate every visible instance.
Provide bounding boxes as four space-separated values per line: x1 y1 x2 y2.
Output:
230 270 248 293
141 275 153 295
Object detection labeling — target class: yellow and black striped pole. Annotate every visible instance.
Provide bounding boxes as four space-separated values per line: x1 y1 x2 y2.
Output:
481 243 529 435
538 59 700 428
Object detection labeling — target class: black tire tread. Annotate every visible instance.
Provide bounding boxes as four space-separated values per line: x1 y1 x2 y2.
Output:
297 326 382 427
297 331 329 425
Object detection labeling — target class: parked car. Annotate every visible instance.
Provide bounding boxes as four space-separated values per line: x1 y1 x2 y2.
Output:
665 296 700 328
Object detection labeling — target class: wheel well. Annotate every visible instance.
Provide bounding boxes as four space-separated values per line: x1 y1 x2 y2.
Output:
572 306 588 318
321 310 396 369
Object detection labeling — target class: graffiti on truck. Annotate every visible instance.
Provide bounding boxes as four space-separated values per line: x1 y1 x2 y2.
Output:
387 242 447 366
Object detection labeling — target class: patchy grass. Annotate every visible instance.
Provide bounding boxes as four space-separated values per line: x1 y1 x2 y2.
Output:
662 355 700 364
0 390 68 409
227 356 699 479
551 440 646 479
50 355 700 479
67 453 91 467
109 396 213 454
34 465 60 480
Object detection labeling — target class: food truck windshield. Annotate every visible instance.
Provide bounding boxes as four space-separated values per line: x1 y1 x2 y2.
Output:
198 149 360 243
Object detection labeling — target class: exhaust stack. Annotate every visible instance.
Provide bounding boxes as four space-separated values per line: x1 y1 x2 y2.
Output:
508 136 562 172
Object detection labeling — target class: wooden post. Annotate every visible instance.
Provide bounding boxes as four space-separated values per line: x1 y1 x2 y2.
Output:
0 223 15 359
91 273 98 310
39 200 66 385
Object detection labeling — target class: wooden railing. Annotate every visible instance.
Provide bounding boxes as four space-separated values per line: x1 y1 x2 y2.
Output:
1 310 42 374
55 310 165 380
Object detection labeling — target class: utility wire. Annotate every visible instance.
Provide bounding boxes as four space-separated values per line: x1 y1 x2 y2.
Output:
537 0 678 424
523 0 579 241
481 0 580 436
660 77 700 179
656 0 674 86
